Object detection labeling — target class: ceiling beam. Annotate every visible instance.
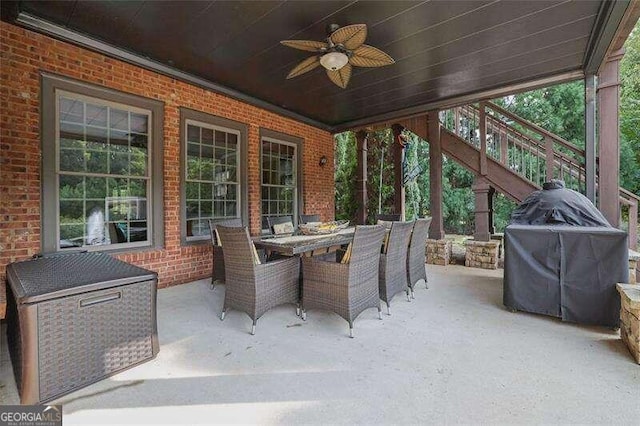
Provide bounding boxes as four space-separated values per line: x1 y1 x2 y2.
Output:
12 12 333 132
334 69 584 133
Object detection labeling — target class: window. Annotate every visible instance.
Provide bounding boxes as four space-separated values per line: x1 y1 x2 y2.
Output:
41 73 164 253
260 130 303 233
180 109 248 243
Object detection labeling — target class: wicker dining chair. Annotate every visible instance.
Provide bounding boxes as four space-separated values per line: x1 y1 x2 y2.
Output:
379 220 414 314
216 225 300 335
301 225 386 338
407 217 432 298
208 218 242 290
299 214 320 224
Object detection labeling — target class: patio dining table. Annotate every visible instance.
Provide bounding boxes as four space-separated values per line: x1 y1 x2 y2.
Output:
253 227 355 257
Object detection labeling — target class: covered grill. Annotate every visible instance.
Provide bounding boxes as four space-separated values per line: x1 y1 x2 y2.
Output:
504 181 629 327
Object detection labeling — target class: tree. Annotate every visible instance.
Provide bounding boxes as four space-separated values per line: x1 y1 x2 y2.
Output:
620 22 640 196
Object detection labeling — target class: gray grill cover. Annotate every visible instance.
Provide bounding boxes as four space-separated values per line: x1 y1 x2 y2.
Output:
510 180 610 226
504 225 628 327
504 181 628 327
7 252 156 304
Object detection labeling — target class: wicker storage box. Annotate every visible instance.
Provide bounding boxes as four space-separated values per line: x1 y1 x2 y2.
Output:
6 252 159 404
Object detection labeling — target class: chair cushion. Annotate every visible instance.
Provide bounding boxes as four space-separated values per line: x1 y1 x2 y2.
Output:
273 222 294 235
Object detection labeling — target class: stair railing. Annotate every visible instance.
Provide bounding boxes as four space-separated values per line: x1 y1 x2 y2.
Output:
440 101 638 249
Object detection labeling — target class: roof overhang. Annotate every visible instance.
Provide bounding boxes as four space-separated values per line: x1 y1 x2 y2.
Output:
2 1 638 133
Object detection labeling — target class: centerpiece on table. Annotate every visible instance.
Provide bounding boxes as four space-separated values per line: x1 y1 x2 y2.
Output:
298 220 350 235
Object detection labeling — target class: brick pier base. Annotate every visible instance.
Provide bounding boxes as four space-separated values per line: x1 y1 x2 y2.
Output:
617 284 640 364
464 240 500 270
426 239 451 265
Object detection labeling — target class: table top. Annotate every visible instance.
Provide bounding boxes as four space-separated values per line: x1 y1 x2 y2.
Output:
254 228 354 256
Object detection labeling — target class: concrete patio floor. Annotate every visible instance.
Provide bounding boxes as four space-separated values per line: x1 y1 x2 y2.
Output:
1 265 639 424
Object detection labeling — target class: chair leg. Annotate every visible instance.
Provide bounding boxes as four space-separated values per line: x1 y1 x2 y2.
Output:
251 319 257 335
301 310 307 321
210 279 215 290
411 289 415 299
378 304 383 320
296 303 301 317
406 290 411 302
220 308 227 321
387 303 391 316
348 321 354 338
425 277 429 289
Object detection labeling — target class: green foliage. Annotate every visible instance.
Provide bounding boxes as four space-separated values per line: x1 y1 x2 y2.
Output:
620 24 640 196
334 132 357 221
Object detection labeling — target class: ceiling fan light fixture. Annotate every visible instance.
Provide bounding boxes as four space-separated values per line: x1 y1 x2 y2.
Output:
320 51 349 71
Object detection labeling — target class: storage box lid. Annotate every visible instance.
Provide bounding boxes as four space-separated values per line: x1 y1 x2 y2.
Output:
6 252 157 304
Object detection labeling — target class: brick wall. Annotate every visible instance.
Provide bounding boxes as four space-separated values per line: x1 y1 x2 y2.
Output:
0 22 335 288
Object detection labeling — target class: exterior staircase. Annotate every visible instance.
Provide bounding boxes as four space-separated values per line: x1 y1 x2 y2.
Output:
397 101 639 250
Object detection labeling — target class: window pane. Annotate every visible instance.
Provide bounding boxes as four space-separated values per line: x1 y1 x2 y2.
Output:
129 221 148 242
60 149 85 172
60 175 84 199
110 129 129 152
110 108 128 131
86 126 108 151
202 128 214 145
129 178 146 197
200 201 213 217
187 125 200 143
130 151 147 176
186 182 199 200
60 200 84 224
85 177 107 198
86 150 108 174
110 152 130 175
60 97 83 123
215 130 226 146
200 183 212 200
60 122 85 149
186 201 199 219
227 133 237 150
130 113 148 134
87 104 108 127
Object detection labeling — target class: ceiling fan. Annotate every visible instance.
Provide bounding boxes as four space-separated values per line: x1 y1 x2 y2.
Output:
280 24 395 89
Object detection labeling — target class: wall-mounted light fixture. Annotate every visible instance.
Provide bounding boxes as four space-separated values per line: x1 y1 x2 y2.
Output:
319 155 328 167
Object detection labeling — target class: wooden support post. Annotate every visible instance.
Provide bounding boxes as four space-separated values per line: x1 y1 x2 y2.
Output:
355 130 368 225
427 111 445 240
585 74 597 202
472 177 492 242
630 200 638 251
500 126 508 165
479 101 487 176
597 49 624 227
488 186 496 235
391 124 406 220
544 136 554 181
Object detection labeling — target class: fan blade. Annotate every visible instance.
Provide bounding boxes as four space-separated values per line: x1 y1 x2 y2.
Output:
280 40 327 52
330 24 367 50
350 45 395 67
326 63 352 88
287 56 321 79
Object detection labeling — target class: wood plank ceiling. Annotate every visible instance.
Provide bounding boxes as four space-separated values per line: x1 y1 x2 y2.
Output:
2 1 611 129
